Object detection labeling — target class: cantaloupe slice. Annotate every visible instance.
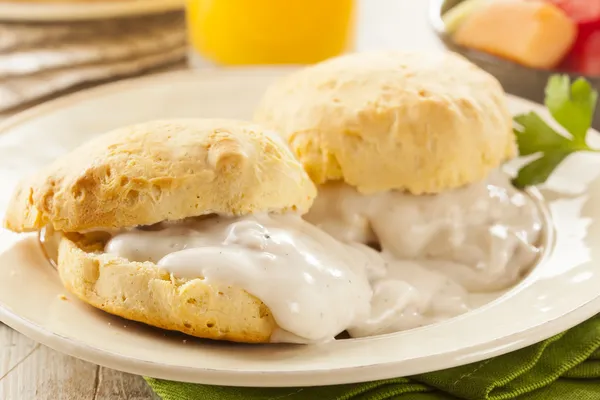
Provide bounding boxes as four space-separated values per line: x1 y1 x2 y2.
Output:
453 0 577 69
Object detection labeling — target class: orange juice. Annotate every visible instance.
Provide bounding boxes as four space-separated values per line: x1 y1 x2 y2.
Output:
186 0 354 65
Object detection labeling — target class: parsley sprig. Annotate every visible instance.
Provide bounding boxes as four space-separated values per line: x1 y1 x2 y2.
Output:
513 75 599 188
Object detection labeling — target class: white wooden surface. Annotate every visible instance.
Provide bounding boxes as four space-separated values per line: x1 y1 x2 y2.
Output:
0 325 159 399
0 1 436 398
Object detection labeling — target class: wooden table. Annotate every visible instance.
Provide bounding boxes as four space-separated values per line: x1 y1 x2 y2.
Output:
0 2 437 398
0 325 159 400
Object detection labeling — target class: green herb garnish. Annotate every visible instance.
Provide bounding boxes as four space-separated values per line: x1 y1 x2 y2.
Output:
513 75 599 188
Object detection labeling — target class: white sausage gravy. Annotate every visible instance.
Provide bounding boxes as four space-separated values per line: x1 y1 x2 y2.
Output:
105 171 543 343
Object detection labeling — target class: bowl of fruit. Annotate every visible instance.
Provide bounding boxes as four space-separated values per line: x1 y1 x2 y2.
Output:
430 0 600 129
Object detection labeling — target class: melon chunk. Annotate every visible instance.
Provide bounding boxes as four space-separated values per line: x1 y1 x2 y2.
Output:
453 0 577 69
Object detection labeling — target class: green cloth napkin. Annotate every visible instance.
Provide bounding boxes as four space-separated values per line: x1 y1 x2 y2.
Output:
145 314 600 400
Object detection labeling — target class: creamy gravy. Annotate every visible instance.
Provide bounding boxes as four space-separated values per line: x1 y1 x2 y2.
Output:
105 214 407 343
104 172 543 343
305 171 543 307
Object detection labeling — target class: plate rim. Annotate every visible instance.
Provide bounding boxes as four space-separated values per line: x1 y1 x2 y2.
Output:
0 68 295 134
2 290 600 387
1 67 600 386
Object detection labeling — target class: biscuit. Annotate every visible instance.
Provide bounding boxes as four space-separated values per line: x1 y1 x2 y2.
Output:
4 119 317 343
5 119 316 232
58 232 276 343
254 51 515 194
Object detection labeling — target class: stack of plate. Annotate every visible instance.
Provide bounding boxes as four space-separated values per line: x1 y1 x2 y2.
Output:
0 0 185 112
0 0 183 23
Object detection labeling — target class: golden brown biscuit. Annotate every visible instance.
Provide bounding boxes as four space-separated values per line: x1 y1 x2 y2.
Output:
254 50 515 194
5 119 316 233
59 232 276 343
5 118 316 343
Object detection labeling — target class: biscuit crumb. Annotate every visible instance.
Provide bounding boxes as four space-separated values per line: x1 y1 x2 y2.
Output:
58 294 68 301
183 339 187 344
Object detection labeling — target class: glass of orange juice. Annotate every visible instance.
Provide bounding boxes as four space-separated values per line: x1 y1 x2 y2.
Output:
186 0 355 66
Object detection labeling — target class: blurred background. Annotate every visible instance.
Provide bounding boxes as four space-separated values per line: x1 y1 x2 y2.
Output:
0 0 597 123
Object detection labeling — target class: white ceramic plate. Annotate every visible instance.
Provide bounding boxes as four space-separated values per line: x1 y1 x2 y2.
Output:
1 68 600 387
0 0 183 22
